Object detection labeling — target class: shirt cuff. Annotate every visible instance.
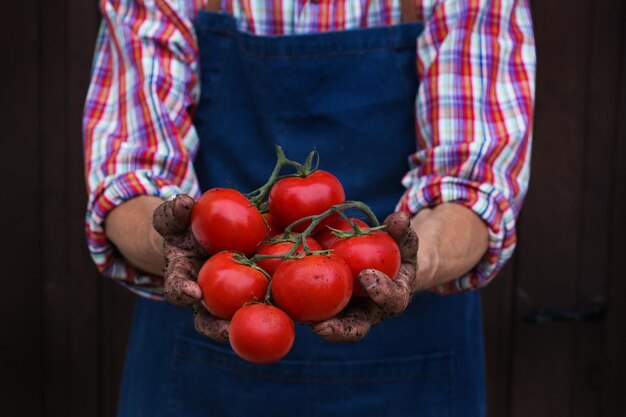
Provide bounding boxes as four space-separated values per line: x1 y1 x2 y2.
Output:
398 174 517 294
86 170 190 300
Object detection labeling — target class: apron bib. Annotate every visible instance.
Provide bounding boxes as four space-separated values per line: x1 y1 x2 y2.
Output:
118 10 486 417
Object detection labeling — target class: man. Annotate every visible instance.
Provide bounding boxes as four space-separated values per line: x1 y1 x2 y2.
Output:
83 0 535 415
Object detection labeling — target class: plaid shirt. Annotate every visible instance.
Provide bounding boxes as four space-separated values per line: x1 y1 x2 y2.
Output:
83 0 536 298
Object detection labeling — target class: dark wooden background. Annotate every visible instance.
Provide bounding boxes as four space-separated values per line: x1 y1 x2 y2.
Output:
2 0 625 416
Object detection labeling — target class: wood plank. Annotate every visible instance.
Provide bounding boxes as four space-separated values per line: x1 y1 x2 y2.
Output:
100 280 136 417
570 0 624 415
602 4 626 414
482 259 516 417
41 0 70 414
0 1 44 416
66 0 102 415
86 5 138 413
510 0 591 415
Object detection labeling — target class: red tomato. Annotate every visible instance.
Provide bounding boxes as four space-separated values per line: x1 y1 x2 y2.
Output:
272 254 353 322
330 232 401 297
229 304 295 364
268 170 345 232
314 217 370 249
262 213 283 235
197 251 269 319
191 188 269 256
255 235 323 277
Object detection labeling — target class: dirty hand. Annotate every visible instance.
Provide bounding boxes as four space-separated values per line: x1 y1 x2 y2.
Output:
311 211 419 342
152 194 229 343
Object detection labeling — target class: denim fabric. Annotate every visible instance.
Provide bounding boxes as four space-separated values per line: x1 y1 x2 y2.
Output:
118 12 486 417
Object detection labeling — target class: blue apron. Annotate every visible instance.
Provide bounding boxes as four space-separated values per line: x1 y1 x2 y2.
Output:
118 10 486 417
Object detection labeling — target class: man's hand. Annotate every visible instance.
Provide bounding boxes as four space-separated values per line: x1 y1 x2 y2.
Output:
152 194 229 343
312 202 490 342
311 211 419 342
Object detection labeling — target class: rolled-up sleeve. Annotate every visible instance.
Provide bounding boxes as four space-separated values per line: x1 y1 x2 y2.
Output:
83 0 202 298
398 0 536 292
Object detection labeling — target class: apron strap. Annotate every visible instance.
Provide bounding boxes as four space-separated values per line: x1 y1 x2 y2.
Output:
202 0 419 23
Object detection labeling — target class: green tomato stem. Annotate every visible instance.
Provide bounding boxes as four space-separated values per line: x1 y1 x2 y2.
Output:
251 200 380 302
249 233 306 264
246 145 317 207
264 280 273 304
301 149 320 176
249 201 379 264
279 201 380 255
336 210 365 235
284 201 380 236
246 145 288 207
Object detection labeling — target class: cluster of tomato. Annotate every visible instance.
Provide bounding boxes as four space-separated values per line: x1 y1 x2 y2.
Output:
189 150 400 365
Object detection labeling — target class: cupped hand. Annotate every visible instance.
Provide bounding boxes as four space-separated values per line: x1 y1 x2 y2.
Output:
311 211 419 342
152 194 229 343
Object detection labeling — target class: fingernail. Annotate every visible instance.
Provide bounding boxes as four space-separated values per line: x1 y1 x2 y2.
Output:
314 326 333 336
364 280 378 291
184 284 201 299
360 272 378 290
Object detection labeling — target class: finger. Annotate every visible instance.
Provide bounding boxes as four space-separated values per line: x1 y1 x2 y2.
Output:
383 212 419 264
394 262 418 302
311 310 372 343
399 227 419 265
358 268 411 315
382 211 410 241
193 304 229 343
165 232 207 258
153 194 195 237
164 273 202 306
162 236 208 307
163 245 204 306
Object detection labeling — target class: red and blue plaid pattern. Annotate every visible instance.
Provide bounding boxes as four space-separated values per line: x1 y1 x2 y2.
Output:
83 0 536 298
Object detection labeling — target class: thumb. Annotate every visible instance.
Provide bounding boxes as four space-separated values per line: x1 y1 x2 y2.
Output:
153 194 195 237
383 211 419 265
358 268 412 315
